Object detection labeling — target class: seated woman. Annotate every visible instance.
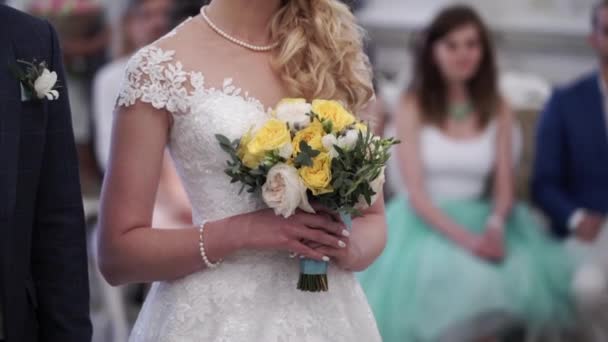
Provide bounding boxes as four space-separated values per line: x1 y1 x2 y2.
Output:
358 5 575 342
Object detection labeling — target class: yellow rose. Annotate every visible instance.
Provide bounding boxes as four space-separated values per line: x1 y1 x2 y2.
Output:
355 122 368 133
292 120 325 155
247 119 292 156
238 128 264 169
299 152 333 195
312 99 356 133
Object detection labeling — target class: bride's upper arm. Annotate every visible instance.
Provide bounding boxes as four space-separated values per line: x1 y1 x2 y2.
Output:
99 45 175 240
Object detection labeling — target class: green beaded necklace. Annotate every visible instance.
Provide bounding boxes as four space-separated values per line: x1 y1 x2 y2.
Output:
449 101 474 121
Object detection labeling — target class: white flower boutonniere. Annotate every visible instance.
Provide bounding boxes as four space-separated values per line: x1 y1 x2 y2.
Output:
10 59 60 101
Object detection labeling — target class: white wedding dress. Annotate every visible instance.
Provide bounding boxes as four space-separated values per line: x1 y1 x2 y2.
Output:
116 20 381 342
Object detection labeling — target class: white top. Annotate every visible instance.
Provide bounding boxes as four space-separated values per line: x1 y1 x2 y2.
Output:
92 57 129 171
420 123 497 201
411 120 523 203
116 20 380 342
386 115 522 201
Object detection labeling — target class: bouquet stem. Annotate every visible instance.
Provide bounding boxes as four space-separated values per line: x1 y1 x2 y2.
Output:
297 211 352 292
297 260 329 292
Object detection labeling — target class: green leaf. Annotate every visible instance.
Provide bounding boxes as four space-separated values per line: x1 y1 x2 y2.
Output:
16 59 36 69
216 134 232 147
219 144 235 155
294 141 320 167
332 175 343 189
322 120 333 134
8 63 25 80
250 169 264 176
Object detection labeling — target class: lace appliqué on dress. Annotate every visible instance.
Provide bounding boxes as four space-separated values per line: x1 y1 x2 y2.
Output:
115 17 260 114
116 45 265 116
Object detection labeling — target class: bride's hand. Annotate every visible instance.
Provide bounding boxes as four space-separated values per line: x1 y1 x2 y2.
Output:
233 209 350 262
305 240 360 270
303 209 359 270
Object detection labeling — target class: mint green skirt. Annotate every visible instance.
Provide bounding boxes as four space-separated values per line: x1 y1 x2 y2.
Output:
358 196 575 342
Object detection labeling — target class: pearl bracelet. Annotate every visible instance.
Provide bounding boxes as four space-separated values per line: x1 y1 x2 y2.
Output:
198 222 221 268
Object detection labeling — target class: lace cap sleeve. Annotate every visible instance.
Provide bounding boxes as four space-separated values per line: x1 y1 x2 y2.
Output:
116 45 191 114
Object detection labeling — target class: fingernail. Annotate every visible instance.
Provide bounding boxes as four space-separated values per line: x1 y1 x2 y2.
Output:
322 256 330 262
338 240 346 248
342 229 350 237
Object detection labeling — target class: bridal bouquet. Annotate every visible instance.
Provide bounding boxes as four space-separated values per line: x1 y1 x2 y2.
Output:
216 98 398 292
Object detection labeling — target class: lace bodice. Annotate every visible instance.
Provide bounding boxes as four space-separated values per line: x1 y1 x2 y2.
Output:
118 42 271 225
115 20 380 342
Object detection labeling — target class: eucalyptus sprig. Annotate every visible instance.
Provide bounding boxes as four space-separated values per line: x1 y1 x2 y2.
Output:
215 134 270 195
317 130 400 216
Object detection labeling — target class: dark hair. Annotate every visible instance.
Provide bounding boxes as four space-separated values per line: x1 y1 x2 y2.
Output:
340 0 366 13
125 0 145 13
592 1 608 29
170 0 210 28
408 5 499 128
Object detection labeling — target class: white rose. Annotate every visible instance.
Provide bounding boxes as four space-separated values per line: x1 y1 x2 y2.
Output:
355 168 386 210
34 69 59 100
322 134 339 158
275 99 312 130
262 163 314 218
277 142 294 159
337 129 360 150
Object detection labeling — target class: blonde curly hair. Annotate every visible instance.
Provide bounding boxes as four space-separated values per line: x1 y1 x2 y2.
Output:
270 0 374 115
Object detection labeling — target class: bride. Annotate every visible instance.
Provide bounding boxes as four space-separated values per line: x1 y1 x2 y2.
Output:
97 0 386 340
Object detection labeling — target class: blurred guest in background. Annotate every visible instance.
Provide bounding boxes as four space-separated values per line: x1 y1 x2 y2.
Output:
533 2 608 339
94 0 172 172
340 0 366 12
341 0 387 136
359 5 574 341
28 0 110 195
93 0 192 229
532 1 608 241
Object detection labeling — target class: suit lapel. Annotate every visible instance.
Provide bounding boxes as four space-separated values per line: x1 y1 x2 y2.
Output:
0 39 21 219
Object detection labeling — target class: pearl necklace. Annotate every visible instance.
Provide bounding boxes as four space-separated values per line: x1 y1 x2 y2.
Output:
200 6 279 52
